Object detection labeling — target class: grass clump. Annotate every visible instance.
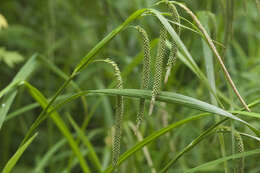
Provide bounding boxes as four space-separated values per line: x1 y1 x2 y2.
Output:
0 1 259 173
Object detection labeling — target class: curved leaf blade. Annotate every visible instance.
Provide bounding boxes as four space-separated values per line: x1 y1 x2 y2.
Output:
0 54 38 129
183 149 260 173
73 8 148 74
2 133 38 173
103 113 211 173
85 89 260 136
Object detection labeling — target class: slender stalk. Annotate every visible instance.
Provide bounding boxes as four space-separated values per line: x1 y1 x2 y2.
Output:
159 118 228 173
256 0 260 15
21 75 74 145
129 122 157 173
172 2 250 112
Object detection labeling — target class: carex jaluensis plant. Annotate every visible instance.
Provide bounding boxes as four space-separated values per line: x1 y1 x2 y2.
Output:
94 58 124 167
149 27 167 116
164 1 181 84
1 1 260 173
149 1 181 115
133 26 151 130
217 126 245 173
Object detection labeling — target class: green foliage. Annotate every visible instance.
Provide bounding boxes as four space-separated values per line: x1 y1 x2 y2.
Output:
2 133 38 173
0 0 259 173
0 47 24 68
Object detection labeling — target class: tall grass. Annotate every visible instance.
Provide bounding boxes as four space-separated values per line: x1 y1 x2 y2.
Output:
0 0 259 173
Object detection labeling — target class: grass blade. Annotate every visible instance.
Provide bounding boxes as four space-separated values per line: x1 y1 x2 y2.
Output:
170 1 250 111
67 114 102 173
19 8 148 146
102 113 214 173
2 133 38 173
198 11 218 107
22 81 91 173
183 149 260 173
0 54 38 99
128 122 157 173
46 89 260 137
230 111 260 119
149 9 223 107
73 8 148 75
85 89 260 136
0 54 38 129
159 118 228 173
33 138 67 173
198 11 228 173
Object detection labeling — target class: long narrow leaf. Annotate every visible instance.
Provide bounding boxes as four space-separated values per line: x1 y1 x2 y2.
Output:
160 118 228 173
46 89 259 136
2 133 38 173
0 54 38 129
103 113 212 173
22 82 91 173
19 8 148 145
183 149 260 173
84 89 260 136
33 139 67 173
68 114 102 173
73 8 148 74
149 9 223 106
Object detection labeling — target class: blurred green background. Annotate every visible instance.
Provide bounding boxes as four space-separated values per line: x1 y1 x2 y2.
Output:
0 0 259 172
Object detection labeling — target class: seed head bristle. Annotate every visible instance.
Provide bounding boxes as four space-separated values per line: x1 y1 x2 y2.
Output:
149 27 167 115
102 58 123 89
216 126 244 173
96 58 124 167
134 25 151 129
135 26 151 90
112 94 123 167
105 59 124 167
165 2 180 84
234 133 244 173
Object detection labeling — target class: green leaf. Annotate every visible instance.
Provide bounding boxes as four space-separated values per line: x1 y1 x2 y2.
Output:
33 139 67 173
22 82 91 173
0 54 38 129
4 94 70 122
46 89 260 137
0 47 24 68
160 118 228 173
149 9 222 106
73 8 148 74
231 111 260 119
103 113 213 173
0 54 38 99
84 89 260 136
68 114 102 173
198 11 218 106
183 149 260 173
2 133 38 173
0 91 17 129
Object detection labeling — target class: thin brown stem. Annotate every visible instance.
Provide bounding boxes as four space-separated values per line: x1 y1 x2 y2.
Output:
256 0 260 15
173 2 250 112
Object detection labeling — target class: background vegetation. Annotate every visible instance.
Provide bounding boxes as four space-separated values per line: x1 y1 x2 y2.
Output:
0 0 260 173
